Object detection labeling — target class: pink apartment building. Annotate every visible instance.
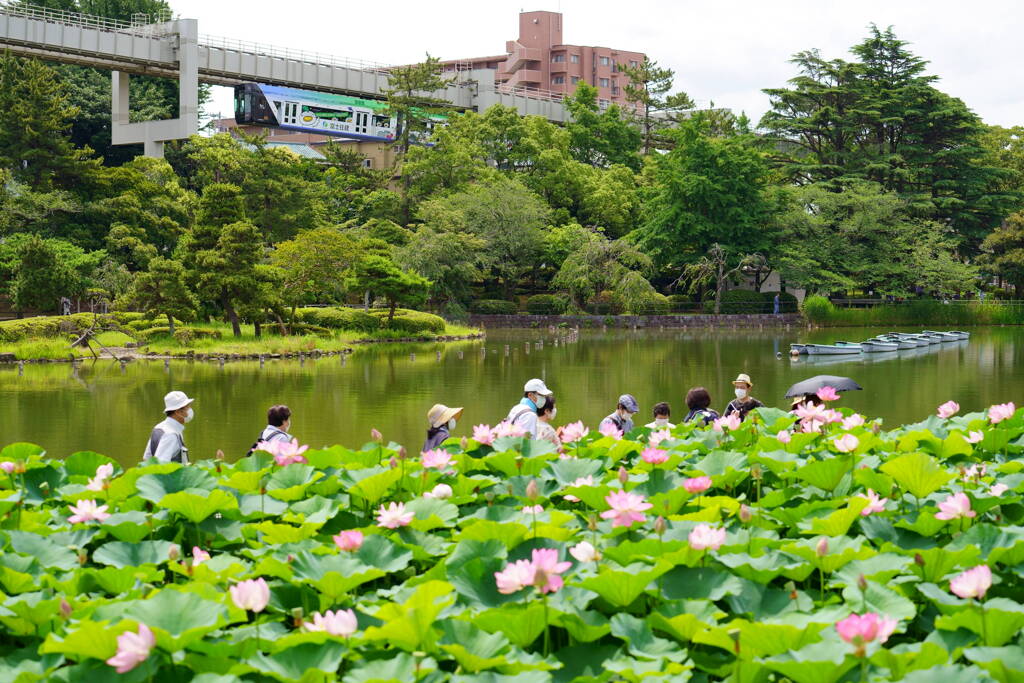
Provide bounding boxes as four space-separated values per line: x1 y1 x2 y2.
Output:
440 10 646 111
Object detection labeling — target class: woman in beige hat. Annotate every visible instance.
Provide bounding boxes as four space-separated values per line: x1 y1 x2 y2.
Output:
722 373 764 422
423 404 464 451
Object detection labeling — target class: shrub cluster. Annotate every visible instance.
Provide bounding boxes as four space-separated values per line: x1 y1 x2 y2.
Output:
469 300 520 315
525 295 568 315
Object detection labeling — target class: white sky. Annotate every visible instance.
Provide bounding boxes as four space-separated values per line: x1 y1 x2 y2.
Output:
170 0 1024 128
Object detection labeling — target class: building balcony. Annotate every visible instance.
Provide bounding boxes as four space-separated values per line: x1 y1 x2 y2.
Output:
503 41 542 72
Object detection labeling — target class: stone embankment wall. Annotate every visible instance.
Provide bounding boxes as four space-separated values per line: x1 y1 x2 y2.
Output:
469 314 802 328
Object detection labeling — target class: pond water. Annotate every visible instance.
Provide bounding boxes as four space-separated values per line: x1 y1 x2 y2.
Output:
3 326 1023 468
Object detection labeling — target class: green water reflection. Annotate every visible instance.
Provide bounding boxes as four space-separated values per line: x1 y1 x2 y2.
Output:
3 326 1023 467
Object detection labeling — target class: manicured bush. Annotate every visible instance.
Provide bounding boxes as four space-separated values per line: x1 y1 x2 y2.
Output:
629 293 671 315
370 309 446 334
761 291 799 313
702 289 766 314
525 294 567 315
469 299 519 315
138 326 222 343
666 293 696 312
0 313 119 342
587 290 625 315
298 307 381 334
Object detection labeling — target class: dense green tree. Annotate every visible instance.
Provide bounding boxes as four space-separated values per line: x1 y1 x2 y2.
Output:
348 254 430 323
130 256 197 334
619 57 694 154
0 170 80 237
9 236 74 313
564 83 642 171
271 228 358 323
979 212 1024 296
396 225 485 315
383 54 452 156
552 229 657 312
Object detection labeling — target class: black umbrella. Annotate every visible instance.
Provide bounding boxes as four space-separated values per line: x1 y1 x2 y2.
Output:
785 375 862 398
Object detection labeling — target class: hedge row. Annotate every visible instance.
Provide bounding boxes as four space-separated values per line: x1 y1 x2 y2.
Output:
298 307 446 335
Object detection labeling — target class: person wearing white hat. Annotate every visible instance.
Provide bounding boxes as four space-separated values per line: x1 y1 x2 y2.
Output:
723 373 764 422
505 378 553 438
423 403 464 451
142 390 195 464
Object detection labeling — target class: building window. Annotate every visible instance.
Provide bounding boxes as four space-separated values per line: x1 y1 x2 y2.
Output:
612 85 619 95
599 56 610 66
552 76 565 84
362 159 372 169
599 78 610 87
599 98 610 108
630 60 639 68
552 53 565 63
570 54 580 63
571 76 580 84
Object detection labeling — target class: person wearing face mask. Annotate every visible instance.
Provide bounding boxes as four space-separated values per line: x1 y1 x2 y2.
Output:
246 405 294 457
535 395 560 447
142 390 194 464
723 374 764 422
505 378 554 438
600 394 640 434
423 403 464 451
645 402 675 430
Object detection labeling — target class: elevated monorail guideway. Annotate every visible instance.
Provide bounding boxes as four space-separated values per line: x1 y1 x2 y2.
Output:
0 2 569 157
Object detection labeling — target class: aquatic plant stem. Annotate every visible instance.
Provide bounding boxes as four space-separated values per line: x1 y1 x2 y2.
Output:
978 599 987 645
542 592 551 656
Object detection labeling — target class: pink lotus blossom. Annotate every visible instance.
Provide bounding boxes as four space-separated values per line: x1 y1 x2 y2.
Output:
531 548 571 594
641 447 669 464
833 434 859 453
105 623 155 673
842 414 866 430
599 421 623 440
495 559 536 594
424 483 453 499
0 461 14 474
684 476 712 494
420 449 452 470
333 530 364 552
712 413 742 432
817 386 840 402
259 438 309 466
989 402 1016 424
990 483 1009 497
963 463 987 481
815 537 829 557
86 463 115 491
857 489 888 516
191 546 210 567
522 504 544 515
966 431 985 444
563 475 593 502
472 424 495 445
600 490 652 528
493 421 527 439
801 420 823 434
376 502 414 529
795 402 829 429
649 429 672 447
823 408 844 424
561 421 589 443
835 613 898 649
370 428 383 443
937 401 960 419
230 578 270 612
68 499 110 524
569 541 600 563
935 492 976 521
776 429 792 444
688 524 726 551
304 609 358 637
950 565 992 600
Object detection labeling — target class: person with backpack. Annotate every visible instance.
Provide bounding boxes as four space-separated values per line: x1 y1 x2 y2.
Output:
245 405 294 457
142 390 194 464
600 394 640 434
505 378 554 438
683 387 719 426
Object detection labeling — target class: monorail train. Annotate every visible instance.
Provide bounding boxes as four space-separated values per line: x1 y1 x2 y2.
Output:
233 83 447 143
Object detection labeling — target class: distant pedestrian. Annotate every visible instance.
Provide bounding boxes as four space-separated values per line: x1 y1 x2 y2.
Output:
773 293 780 315
505 378 553 438
600 394 639 435
645 402 675 429
423 404 463 451
142 391 194 464
247 405 293 456
683 387 719 425
535 395 560 447
722 373 764 422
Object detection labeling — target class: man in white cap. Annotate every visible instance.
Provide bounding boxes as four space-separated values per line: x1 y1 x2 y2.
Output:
142 390 195 464
505 378 553 438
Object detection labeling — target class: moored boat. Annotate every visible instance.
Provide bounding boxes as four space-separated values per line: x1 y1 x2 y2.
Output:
861 339 900 353
873 335 917 350
805 343 862 355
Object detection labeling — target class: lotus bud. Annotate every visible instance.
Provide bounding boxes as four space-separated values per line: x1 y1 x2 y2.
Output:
815 537 829 557
371 428 383 443
484 491 495 504
291 607 303 627
215 449 225 460
857 574 868 592
526 479 539 502
460 437 468 451
751 464 763 481
618 466 629 485
914 553 925 567
286 554 295 564
739 504 752 523
59 597 72 619
398 446 408 461
588 514 599 531
654 515 667 536
871 422 881 435
728 628 741 654
167 544 180 562
389 456 398 469
785 580 797 600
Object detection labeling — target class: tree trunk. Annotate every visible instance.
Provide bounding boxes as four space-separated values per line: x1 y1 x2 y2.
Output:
222 291 242 338
363 290 371 312
273 310 289 336
289 304 298 335
254 320 262 338
166 312 176 335
714 261 725 315
388 299 397 323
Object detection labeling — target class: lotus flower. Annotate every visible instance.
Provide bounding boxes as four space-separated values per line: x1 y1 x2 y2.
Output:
376 501 414 529
950 565 992 600
599 421 623 440
649 429 672 447
333 530 364 552
495 559 536 594
564 475 593 502
86 463 115 491
776 429 792 444
842 414 866 430
835 613 898 649
641 447 668 464
990 483 1009 497
561 421 589 443
823 408 844 424
688 524 726 551
833 434 859 453
935 492 976 521
712 413 741 432
472 424 495 445
421 449 452 470
684 476 712 494
963 463 987 480
795 402 828 426
0 461 14 474
424 483 453 499
815 537 829 557
801 420 823 434
817 386 840 402
68 499 110 524
857 489 888 516
989 402 1016 423
260 438 309 466
569 541 600 563
191 546 210 567
937 401 960 419
966 431 984 444
522 504 544 515
370 428 383 443
304 609 358 637
230 578 270 612
105 623 155 673
600 490 652 528
493 421 527 439
531 548 571 594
